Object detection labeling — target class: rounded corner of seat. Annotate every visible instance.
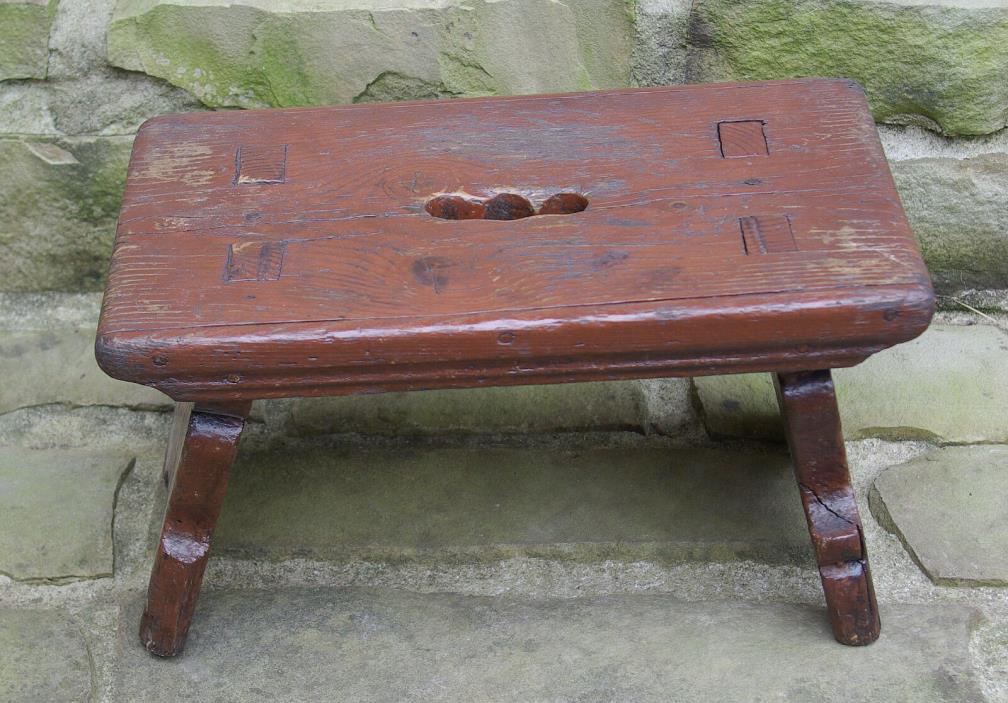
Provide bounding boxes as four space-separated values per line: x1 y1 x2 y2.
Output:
94 331 144 383
885 280 937 345
135 112 185 136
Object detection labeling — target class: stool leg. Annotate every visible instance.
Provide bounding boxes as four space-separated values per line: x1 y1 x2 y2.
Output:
774 370 880 646
139 401 251 656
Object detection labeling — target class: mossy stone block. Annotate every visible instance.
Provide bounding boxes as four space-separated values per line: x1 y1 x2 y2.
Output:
0 137 132 292
686 0 1008 135
0 0 55 81
107 0 633 108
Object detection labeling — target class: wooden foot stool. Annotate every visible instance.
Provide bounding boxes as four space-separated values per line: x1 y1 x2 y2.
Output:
96 78 934 656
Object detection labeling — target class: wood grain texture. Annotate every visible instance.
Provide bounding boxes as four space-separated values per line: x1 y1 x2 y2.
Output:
718 120 768 157
95 79 933 401
140 401 249 657
775 370 881 646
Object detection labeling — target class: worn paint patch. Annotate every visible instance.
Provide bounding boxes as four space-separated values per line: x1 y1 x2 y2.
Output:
135 143 216 186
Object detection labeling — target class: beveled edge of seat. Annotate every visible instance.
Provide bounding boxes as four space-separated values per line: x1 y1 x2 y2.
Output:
95 282 935 402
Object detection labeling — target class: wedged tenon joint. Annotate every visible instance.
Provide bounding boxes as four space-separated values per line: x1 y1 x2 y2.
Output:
775 369 881 646
797 482 863 565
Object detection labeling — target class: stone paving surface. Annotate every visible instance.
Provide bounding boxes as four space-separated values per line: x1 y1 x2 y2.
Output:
0 608 92 702
0 447 133 581
871 445 1008 587
113 589 987 703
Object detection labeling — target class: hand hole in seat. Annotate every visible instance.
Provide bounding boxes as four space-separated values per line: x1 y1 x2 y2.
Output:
483 193 535 220
425 195 485 220
425 192 588 220
539 192 588 215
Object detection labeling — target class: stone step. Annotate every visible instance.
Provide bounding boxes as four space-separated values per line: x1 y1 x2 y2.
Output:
0 447 134 581
215 443 814 566
0 293 701 436
0 311 695 437
112 588 987 701
4 299 1005 448
695 318 1008 444
288 381 650 437
0 324 170 414
0 608 91 703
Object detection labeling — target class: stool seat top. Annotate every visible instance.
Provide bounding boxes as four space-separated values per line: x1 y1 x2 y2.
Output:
97 79 933 401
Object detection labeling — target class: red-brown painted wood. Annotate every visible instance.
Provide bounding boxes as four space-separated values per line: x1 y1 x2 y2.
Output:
95 79 933 401
97 80 935 652
140 401 249 656
774 370 881 646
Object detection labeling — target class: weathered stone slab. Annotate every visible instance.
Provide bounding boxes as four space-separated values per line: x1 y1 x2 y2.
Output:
695 321 1008 443
0 327 170 413
114 589 986 701
0 0 54 81
0 136 132 292
0 447 133 580
870 445 1008 586
893 153 1008 293
0 608 90 702
216 444 813 564
631 0 691 87
106 0 633 108
684 0 1008 136
291 381 647 436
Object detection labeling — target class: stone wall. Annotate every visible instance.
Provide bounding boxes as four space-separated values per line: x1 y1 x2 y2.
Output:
1 0 1006 300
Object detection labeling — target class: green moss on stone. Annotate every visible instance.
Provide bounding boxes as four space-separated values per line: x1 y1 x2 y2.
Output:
0 1 55 81
108 4 278 107
0 137 132 292
687 0 1008 136
107 0 632 108
354 71 457 103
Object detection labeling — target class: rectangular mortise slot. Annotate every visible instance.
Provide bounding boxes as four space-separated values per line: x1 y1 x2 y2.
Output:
718 120 768 157
234 144 288 184
739 215 797 255
225 241 287 281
